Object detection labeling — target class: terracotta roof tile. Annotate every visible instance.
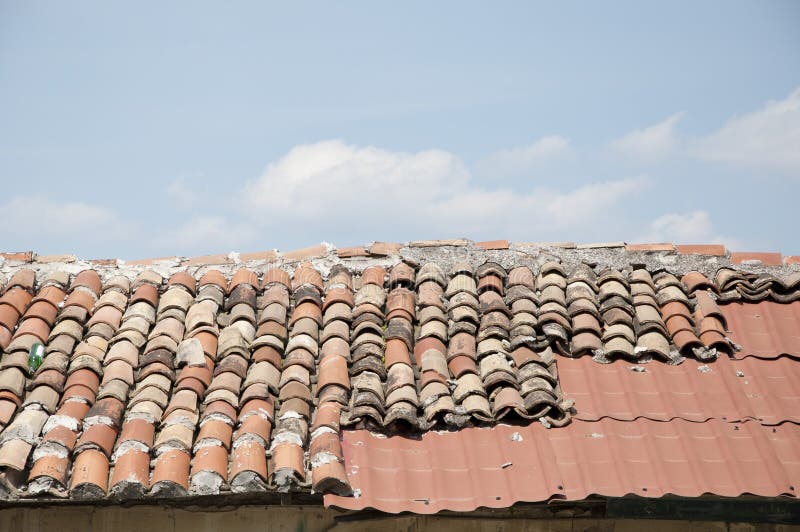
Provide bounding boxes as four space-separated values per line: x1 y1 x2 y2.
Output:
409 239 469 247
69 449 109 498
368 242 402 256
283 244 328 262
0 242 798 509
237 250 278 263
184 254 232 267
731 252 783 266
336 246 369 258
624 243 675 252
475 240 510 250
0 252 34 263
676 244 727 256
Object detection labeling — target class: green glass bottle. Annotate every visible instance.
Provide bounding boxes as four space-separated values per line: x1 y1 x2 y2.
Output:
28 342 44 374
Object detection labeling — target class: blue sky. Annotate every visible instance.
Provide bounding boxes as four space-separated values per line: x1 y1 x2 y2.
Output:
1 1 799 260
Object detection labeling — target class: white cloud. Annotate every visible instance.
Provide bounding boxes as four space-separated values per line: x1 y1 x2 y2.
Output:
0 195 136 256
155 215 258 253
611 112 684 162
243 140 470 218
692 87 800 174
166 177 200 209
478 135 571 175
432 177 647 233
0 195 122 239
239 139 647 243
637 210 742 249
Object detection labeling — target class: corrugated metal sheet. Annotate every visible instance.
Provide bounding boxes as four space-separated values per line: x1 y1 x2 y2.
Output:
558 355 800 425
722 301 800 358
323 302 800 515
325 420 800 513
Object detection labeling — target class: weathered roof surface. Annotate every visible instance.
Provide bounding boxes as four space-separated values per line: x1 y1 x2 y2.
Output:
325 420 800 514
558 354 800 425
0 240 798 513
723 301 800 358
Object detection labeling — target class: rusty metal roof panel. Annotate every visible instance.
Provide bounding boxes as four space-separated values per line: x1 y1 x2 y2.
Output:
324 420 800 514
722 301 800 358
558 355 800 425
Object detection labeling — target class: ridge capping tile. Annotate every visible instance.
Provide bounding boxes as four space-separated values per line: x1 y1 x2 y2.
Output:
0 252 34 263
183 254 233 266
408 239 469 248
625 243 676 252
124 257 180 266
368 242 402 256
237 250 279 263
516 241 577 248
576 242 625 249
677 244 726 256
282 244 330 262
35 254 77 263
336 246 370 258
475 240 510 250
731 252 783 266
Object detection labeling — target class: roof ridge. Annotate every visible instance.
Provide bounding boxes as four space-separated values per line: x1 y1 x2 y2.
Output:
1 241 799 281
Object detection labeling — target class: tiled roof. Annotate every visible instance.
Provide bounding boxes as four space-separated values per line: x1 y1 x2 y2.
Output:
0 240 798 513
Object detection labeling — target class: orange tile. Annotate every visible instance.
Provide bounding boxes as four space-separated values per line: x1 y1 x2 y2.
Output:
283 244 328 261
337 246 370 258
191 445 228 478
110 449 150 490
229 440 268 481
517 241 576 248
151 449 191 490
72 270 102 294
239 250 279 262
199 269 228 290
184 254 232 266
0 251 33 262
409 239 468 247
368 242 402 256
625 243 675 252
476 240 510 250
731 252 782 266
124 256 177 266
36 254 76 263
676 244 726 256
88 258 117 266
70 450 109 493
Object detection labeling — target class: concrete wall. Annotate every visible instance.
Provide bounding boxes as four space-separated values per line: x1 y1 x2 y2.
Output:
0 505 796 532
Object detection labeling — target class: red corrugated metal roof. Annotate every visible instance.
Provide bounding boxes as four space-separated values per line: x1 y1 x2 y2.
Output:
723 301 800 358
325 420 800 513
323 300 800 514
558 355 800 425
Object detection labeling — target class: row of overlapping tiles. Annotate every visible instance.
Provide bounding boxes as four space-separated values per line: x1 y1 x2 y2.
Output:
0 261 796 500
